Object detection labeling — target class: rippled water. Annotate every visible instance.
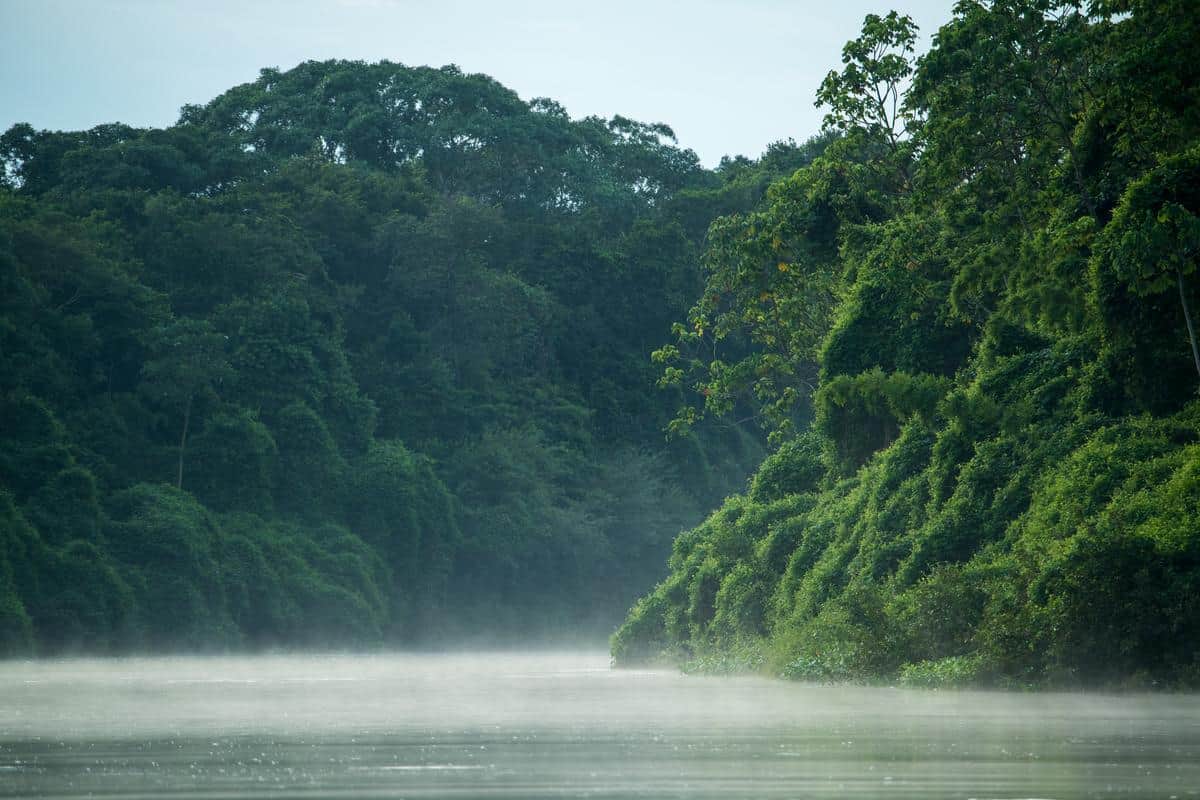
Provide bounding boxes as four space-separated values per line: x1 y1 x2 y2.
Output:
1 652 1198 798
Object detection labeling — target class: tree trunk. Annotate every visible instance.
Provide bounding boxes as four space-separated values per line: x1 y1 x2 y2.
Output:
1178 268 1200 386
177 394 192 490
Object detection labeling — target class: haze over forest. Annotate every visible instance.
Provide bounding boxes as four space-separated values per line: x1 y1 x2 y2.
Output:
2 0 1199 688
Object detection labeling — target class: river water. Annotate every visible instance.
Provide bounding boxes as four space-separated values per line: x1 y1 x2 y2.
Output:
1 651 1198 798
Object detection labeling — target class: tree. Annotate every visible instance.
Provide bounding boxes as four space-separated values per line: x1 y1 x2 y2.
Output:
816 10 919 190
1095 145 1200 386
654 150 842 442
0 58 796 653
909 0 1110 332
138 318 231 490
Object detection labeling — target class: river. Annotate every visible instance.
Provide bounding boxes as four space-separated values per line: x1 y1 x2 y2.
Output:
1 651 1197 798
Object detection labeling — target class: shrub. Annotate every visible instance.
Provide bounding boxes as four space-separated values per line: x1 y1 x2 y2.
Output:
898 654 985 688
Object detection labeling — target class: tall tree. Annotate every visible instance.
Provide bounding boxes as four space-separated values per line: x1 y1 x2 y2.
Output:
138 319 232 490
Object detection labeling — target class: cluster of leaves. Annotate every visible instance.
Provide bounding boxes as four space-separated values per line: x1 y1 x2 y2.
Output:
615 0 1200 688
0 60 805 654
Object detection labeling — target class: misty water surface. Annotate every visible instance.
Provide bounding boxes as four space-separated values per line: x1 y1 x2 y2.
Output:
1 651 1198 798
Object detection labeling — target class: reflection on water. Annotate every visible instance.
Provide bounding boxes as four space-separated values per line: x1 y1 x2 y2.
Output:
1 652 1198 798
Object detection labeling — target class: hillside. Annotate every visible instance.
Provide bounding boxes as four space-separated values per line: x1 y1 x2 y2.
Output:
613 0 1200 688
0 61 822 652
4 0 1197 683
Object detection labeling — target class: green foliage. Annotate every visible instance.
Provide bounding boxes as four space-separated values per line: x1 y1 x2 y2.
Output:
271 401 346 516
680 640 768 675
6 3 1197 676
0 395 73 500
0 583 33 654
105 484 235 648
187 410 277 512
0 493 37 654
815 368 950 475
349 439 457 635
0 59 776 653
1091 143 1200 406
611 590 677 666
898 654 986 689
653 140 842 442
816 10 919 192
747 432 825 503
819 213 972 380
617 0 1200 688
25 466 102 545
34 540 135 652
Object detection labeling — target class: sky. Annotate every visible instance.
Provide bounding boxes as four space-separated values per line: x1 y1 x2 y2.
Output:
1 0 956 167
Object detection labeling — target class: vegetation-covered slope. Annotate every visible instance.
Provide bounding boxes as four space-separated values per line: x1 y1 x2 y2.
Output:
0 61 828 653
614 0 1200 687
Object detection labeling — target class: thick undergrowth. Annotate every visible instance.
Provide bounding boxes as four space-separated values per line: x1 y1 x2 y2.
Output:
615 0 1200 688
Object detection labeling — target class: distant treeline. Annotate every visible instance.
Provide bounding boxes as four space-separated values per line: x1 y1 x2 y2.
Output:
1 61 826 653
614 0 1200 687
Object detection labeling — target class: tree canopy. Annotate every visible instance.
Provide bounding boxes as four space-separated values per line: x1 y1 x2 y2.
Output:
1 59 807 653
615 0 1200 688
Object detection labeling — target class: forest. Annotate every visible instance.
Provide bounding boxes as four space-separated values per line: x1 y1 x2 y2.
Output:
614 0 1200 687
2 0 1198 688
0 60 805 652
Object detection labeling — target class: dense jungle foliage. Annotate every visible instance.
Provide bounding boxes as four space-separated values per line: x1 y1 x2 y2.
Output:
0 60 838 653
613 0 1200 687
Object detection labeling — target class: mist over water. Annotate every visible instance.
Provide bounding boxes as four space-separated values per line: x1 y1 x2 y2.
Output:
1 652 1198 798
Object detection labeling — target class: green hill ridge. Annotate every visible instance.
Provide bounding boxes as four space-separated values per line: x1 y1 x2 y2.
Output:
1 60 814 652
613 0 1200 688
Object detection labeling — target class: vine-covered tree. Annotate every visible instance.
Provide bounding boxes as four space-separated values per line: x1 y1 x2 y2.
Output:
617 0 1200 689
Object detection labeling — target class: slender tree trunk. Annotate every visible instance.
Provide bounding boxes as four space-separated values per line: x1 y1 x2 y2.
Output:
1070 154 1098 220
177 394 192 490
1178 268 1200 385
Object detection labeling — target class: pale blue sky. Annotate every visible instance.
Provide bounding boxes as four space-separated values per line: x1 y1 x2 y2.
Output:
1 0 955 166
